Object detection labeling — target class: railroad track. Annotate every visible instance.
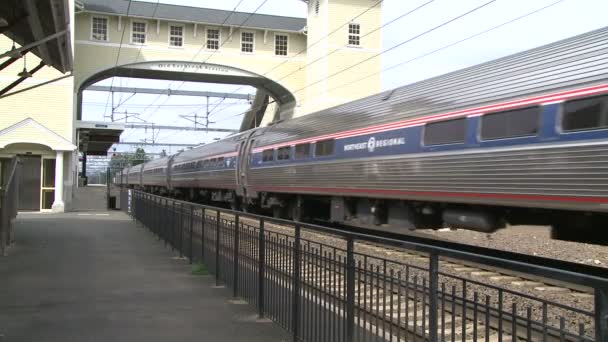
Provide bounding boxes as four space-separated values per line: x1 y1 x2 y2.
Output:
231 211 593 297
198 216 590 342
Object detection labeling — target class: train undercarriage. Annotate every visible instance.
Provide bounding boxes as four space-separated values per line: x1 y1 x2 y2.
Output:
137 185 608 246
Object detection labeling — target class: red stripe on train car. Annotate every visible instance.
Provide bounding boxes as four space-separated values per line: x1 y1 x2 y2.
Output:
252 83 608 153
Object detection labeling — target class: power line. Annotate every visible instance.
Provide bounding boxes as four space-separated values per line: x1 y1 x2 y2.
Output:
209 0 435 119
213 0 496 122
102 0 133 118
215 0 564 126
137 0 249 120
208 0 386 118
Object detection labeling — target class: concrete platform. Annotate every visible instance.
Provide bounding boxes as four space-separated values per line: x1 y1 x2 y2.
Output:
0 211 290 342
70 185 109 211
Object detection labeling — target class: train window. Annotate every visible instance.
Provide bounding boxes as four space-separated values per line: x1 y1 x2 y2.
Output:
209 158 217 167
196 161 202 169
481 106 540 140
277 146 291 160
262 149 274 162
217 157 225 167
562 95 608 132
315 139 334 156
424 118 466 145
295 143 310 159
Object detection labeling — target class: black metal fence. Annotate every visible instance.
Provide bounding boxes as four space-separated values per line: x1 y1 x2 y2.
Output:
123 189 608 342
0 157 21 256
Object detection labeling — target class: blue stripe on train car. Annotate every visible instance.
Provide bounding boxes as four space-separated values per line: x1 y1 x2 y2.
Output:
250 103 608 169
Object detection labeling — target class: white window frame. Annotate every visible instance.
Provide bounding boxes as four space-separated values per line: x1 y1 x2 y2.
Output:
348 22 361 47
206 27 221 51
240 30 255 54
168 23 185 48
130 20 147 45
274 33 289 57
90 15 109 42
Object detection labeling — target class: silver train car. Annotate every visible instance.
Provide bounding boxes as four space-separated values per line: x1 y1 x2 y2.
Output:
120 27 608 244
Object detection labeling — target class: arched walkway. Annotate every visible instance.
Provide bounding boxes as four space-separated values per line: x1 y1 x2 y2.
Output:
76 61 297 124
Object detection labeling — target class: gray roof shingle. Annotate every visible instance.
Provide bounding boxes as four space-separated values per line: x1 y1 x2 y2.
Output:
82 0 307 32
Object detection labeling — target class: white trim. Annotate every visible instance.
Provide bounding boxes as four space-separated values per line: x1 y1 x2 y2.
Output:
74 39 308 61
205 26 221 51
0 118 76 151
168 22 186 48
81 10 305 33
240 30 256 54
90 15 109 42
274 32 289 57
130 19 148 45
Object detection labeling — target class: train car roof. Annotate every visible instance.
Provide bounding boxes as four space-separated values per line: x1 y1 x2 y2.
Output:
260 26 608 148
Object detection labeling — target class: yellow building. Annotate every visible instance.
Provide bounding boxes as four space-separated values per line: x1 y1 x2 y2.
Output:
0 0 74 212
74 0 382 120
1 0 382 212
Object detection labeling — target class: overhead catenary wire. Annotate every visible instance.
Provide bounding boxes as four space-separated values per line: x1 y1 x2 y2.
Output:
208 0 437 119
214 0 562 125
102 0 133 118
207 0 387 118
136 0 252 121
212 0 497 122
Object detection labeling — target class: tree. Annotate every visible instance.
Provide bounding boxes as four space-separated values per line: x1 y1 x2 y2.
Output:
108 148 150 173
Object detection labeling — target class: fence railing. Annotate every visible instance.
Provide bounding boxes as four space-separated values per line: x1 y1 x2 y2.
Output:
0 157 21 256
123 189 608 342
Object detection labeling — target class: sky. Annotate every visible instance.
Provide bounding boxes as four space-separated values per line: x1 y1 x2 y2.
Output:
81 0 608 164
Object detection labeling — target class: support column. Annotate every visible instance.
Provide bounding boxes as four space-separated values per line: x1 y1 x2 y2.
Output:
52 151 65 212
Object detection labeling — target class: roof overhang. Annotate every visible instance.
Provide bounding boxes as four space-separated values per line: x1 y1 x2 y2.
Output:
76 121 124 156
0 0 73 73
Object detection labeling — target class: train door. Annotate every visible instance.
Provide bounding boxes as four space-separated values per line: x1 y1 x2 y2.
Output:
236 131 256 197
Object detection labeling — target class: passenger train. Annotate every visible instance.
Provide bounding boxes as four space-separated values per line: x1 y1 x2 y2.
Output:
119 27 608 244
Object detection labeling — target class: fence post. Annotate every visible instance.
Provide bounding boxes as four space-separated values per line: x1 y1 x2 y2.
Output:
292 224 301 342
179 203 183 258
428 251 440 342
171 201 176 252
233 213 240 297
189 205 194 264
215 209 221 286
163 199 168 246
596 285 608 342
201 208 205 263
346 236 355 342
258 217 265 318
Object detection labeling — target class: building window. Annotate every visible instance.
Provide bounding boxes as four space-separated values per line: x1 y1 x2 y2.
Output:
131 21 147 44
169 24 184 47
277 146 291 160
562 95 608 132
262 149 274 162
275 34 288 56
92 16 108 41
241 31 255 53
295 143 311 159
207 28 220 50
315 139 334 157
348 23 361 46
424 118 467 145
481 107 540 140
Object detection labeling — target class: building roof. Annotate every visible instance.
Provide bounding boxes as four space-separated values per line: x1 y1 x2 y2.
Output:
81 0 307 32
0 0 73 73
